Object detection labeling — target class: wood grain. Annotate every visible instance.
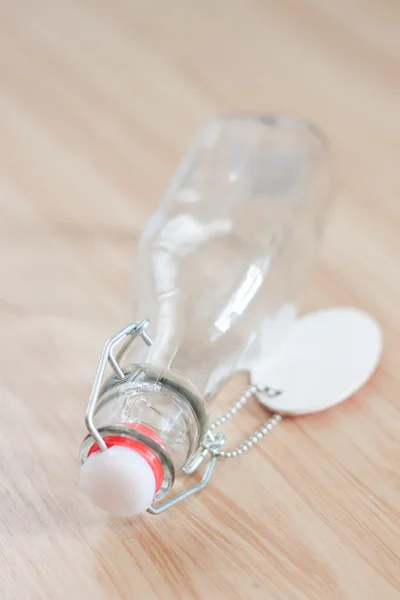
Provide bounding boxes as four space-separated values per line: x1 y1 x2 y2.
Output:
0 1 399 598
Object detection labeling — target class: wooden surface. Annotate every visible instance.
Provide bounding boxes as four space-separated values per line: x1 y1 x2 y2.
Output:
1 1 399 598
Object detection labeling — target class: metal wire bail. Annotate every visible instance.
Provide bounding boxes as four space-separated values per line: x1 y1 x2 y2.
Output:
84 321 283 514
84 319 153 452
147 385 283 514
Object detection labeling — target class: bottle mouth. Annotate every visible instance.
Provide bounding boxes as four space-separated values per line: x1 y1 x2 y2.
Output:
80 424 176 501
87 423 168 494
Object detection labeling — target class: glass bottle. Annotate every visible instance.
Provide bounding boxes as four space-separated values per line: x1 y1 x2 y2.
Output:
79 115 332 516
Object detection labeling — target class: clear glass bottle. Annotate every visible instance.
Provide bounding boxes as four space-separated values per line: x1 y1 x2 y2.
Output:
80 115 331 516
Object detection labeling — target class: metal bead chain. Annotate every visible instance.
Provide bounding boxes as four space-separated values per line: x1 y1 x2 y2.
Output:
207 385 282 459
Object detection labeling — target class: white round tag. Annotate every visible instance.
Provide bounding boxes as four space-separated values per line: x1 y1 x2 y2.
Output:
252 307 382 415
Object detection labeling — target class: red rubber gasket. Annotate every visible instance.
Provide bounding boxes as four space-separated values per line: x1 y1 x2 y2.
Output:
88 424 165 492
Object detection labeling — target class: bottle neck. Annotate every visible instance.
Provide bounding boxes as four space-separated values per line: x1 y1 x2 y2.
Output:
81 363 209 483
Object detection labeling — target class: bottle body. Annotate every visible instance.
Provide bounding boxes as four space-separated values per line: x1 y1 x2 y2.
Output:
123 115 331 398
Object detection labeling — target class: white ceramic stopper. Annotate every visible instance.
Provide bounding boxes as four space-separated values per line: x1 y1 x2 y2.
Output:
80 445 156 516
252 307 382 415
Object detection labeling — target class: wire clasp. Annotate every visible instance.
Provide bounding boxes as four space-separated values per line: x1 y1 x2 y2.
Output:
85 319 153 452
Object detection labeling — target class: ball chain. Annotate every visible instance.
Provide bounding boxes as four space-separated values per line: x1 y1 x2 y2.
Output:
207 385 282 458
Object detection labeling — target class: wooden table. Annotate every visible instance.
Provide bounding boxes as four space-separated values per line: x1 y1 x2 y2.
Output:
1 1 399 598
